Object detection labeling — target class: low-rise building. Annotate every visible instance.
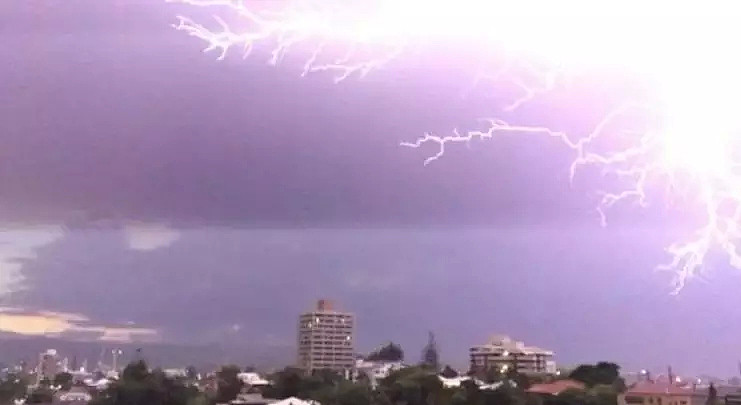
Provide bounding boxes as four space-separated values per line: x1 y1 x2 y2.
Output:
238 372 270 387
353 360 405 388
438 375 515 391
469 335 556 375
619 381 706 405
163 369 188 379
56 387 93 404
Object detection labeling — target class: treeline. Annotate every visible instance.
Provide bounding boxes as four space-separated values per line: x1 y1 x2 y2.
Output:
99 360 623 405
0 360 625 405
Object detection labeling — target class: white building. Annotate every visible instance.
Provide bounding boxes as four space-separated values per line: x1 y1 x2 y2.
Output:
271 397 320 405
438 375 476 389
438 375 514 391
57 387 93 403
297 300 354 373
353 360 405 388
469 335 556 375
164 368 188 379
238 372 270 387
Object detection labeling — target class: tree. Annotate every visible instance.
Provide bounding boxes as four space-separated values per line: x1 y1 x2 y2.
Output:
506 370 532 390
357 370 371 385
122 360 150 382
186 395 209 405
335 382 373 405
378 366 444 405
91 360 201 405
441 366 459 379
262 368 303 399
0 374 29 405
367 342 404 362
555 388 590 405
590 384 620 405
421 332 440 371
707 383 718 405
26 386 54 404
312 369 343 386
216 365 244 403
569 363 621 387
185 366 198 380
263 367 362 404
453 379 481 405
54 372 74 390
482 384 526 405
484 367 504 384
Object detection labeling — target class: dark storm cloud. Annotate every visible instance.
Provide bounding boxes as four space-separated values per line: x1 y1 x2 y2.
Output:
14 226 741 374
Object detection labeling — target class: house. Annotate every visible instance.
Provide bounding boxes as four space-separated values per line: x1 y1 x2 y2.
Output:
619 381 706 405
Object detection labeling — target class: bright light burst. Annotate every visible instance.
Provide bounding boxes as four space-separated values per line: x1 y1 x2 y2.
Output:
170 0 741 292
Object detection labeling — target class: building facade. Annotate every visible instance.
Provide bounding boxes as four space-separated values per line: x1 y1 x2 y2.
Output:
37 349 60 383
297 299 355 373
469 335 556 375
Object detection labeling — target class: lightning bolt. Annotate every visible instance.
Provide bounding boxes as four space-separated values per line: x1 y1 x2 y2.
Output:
169 0 741 293
169 0 406 82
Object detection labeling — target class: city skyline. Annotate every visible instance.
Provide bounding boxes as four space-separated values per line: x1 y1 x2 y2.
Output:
2 0 741 378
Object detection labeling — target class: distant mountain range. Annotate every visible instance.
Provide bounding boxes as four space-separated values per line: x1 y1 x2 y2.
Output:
0 335 294 372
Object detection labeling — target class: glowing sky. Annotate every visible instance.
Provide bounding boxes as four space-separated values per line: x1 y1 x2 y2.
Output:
2 0 741 374
169 0 741 291
0 308 159 343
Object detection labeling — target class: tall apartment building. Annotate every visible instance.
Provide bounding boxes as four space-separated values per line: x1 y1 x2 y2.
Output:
469 335 556 375
297 299 354 373
37 349 59 384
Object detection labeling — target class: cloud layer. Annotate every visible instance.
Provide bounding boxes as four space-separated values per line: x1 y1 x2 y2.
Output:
0 307 159 343
124 223 181 251
0 227 65 296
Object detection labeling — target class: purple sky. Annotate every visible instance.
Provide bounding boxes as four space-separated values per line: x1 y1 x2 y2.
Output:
1 0 740 376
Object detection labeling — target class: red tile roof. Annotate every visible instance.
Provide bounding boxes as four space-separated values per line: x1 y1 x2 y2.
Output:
626 382 699 396
527 380 586 395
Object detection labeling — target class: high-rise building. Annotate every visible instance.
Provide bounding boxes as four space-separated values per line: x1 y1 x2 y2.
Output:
469 335 556 375
37 349 59 383
297 299 355 373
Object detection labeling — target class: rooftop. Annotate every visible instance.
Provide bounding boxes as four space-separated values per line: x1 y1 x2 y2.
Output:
528 380 585 395
625 381 703 396
471 335 553 355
